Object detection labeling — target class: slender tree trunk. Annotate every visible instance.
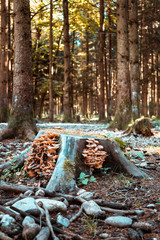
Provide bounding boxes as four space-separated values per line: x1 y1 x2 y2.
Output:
63 0 72 122
113 0 132 129
98 0 105 121
0 0 37 141
39 91 46 119
150 52 156 117
149 3 156 117
128 0 140 120
0 0 9 122
70 31 75 117
8 0 13 110
82 28 89 118
49 0 54 121
141 0 148 116
107 0 112 122
157 55 160 117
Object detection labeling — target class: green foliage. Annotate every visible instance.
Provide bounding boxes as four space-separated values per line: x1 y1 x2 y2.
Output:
0 161 29 182
1 169 13 182
77 172 96 185
83 213 98 238
100 167 111 176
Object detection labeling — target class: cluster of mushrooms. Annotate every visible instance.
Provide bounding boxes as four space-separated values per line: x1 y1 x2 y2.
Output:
24 132 60 180
82 138 107 169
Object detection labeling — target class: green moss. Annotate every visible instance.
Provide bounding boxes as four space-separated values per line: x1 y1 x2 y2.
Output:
114 137 126 150
63 158 75 180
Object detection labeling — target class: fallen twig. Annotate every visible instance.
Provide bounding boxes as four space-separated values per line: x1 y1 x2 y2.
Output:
37 201 59 240
101 206 136 215
0 205 22 222
69 205 84 223
94 199 130 209
4 193 24 206
0 181 55 196
10 206 46 226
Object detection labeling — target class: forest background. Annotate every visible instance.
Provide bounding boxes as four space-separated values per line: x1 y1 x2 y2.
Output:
0 0 160 140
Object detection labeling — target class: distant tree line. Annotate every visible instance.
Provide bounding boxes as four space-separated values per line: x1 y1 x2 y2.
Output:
0 0 160 139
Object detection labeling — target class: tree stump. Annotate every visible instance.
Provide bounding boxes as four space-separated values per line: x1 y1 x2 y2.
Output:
46 132 148 193
0 130 148 194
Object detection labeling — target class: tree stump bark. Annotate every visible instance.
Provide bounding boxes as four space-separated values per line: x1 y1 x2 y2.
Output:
46 133 148 193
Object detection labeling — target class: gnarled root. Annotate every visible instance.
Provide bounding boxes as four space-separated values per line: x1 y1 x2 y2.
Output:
0 124 37 141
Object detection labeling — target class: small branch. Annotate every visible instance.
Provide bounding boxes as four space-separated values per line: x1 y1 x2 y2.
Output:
10 206 46 226
0 205 22 222
94 199 130 209
69 205 83 223
101 206 135 215
4 193 24 206
0 181 55 197
37 201 59 240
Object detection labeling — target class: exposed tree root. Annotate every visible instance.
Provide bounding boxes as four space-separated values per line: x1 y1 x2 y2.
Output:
124 117 153 137
0 120 37 141
0 181 55 197
0 128 15 141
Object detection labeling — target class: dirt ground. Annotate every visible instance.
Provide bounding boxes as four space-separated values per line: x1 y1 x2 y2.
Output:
0 125 160 240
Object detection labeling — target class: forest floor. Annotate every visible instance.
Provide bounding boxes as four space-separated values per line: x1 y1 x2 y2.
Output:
0 122 160 240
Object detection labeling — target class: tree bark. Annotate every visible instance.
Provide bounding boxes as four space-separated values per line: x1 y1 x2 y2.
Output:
0 0 9 122
49 0 54 122
63 0 72 122
82 28 89 118
128 0 140 120
0 0 37 141
141 0 148 116
98 0 105 121
156 55 160 118
107 0 112 122
113 0 132 129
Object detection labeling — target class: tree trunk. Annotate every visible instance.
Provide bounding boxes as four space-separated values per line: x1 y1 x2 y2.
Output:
0 0 9 122
150 52 156 117
70 31 75 117
82 28 89 118
128 0 140 120
98 0 105 121
141 0 148 116
107 0 112 122
0 0 37 141
49 0 54 122
8 0 13 111
157 62 160 118
63 0 72 122
113 0 132 129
